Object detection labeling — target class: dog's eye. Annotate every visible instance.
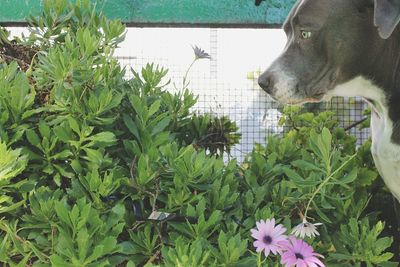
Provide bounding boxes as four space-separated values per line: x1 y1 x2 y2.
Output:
300 30 312 39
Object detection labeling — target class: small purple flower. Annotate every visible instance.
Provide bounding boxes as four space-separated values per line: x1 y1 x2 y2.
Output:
251 218 287 257
192 45 211 60
280 236 325 267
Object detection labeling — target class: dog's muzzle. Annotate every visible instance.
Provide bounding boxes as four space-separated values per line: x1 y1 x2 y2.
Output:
258 72 275 95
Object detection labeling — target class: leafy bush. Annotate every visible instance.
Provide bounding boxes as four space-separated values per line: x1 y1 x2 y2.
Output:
0 0 398 266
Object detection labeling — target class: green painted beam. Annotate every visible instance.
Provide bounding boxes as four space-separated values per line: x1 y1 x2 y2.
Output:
0 0 296 26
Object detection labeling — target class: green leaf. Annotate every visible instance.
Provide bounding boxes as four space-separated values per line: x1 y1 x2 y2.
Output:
129 95 145 119
26 129 42 148
54 123 73 142
77 228 89 260
313 201 332 223
0 199 25 214
38 121 51 139
126 261 136 267
87 131 116 146
338 168 358 185
123 114 140 140
0 142 28 180
68 117 81 135
83 148 104 164
50 254 74 267
54 201 71 227
148 100 161 118
358 168 378 187
291 159 323 172
71 159 83 173
152 117 171 136
52 150 73 159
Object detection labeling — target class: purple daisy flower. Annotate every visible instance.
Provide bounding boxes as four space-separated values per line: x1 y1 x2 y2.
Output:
192 45 211 60
251 218 287 257
280 236 325 267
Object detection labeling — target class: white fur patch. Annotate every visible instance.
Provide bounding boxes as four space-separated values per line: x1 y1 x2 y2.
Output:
328 76 400 201
326 76 386 111
370 110 400 201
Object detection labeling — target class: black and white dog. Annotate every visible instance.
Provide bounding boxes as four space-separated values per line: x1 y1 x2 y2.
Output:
258 0 400 201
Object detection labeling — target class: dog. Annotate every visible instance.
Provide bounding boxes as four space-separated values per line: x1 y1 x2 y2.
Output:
258 0 400 202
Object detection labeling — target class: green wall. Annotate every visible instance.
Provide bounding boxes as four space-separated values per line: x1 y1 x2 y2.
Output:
0 0 296 26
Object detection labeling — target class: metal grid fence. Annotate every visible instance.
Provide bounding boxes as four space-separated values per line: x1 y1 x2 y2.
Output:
117 55 370 162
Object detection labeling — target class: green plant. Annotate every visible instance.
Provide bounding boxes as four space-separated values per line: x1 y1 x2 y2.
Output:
329 218 395 266
0 0 397 266
179 114 241 156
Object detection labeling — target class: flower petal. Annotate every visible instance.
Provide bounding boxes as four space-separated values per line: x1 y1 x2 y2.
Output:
263 246 271 257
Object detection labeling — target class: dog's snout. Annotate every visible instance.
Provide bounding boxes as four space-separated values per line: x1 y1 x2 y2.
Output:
258 73 274 94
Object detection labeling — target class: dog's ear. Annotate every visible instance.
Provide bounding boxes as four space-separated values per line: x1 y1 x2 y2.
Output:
374 0 400 39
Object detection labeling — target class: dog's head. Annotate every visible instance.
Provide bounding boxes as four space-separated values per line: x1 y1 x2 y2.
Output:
258 0 400 105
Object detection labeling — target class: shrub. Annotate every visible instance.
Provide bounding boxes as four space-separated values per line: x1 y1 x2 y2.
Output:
0 0 397 266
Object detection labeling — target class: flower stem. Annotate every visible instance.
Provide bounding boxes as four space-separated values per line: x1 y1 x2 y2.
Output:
257 251 262 267
304 153 357 218
182 59 197 89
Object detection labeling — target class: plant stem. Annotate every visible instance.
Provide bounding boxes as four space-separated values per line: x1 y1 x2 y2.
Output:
257 251 262 267
304 153 357 218
182 59 197 89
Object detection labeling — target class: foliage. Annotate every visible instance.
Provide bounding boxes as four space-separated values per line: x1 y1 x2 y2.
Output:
178 113 241 155
241 106 398 265
330 218 395 266
0 0 397 266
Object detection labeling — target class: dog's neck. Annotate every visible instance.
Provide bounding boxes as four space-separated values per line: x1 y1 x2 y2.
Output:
364 28 400 143
327 28 400 143
366 29 400 92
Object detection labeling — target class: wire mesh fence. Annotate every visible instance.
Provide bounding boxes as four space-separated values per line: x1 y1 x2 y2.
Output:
118 55 370 162
4 26 369 162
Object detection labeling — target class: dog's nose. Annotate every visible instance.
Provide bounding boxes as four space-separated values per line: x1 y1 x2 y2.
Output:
258 73 274 94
